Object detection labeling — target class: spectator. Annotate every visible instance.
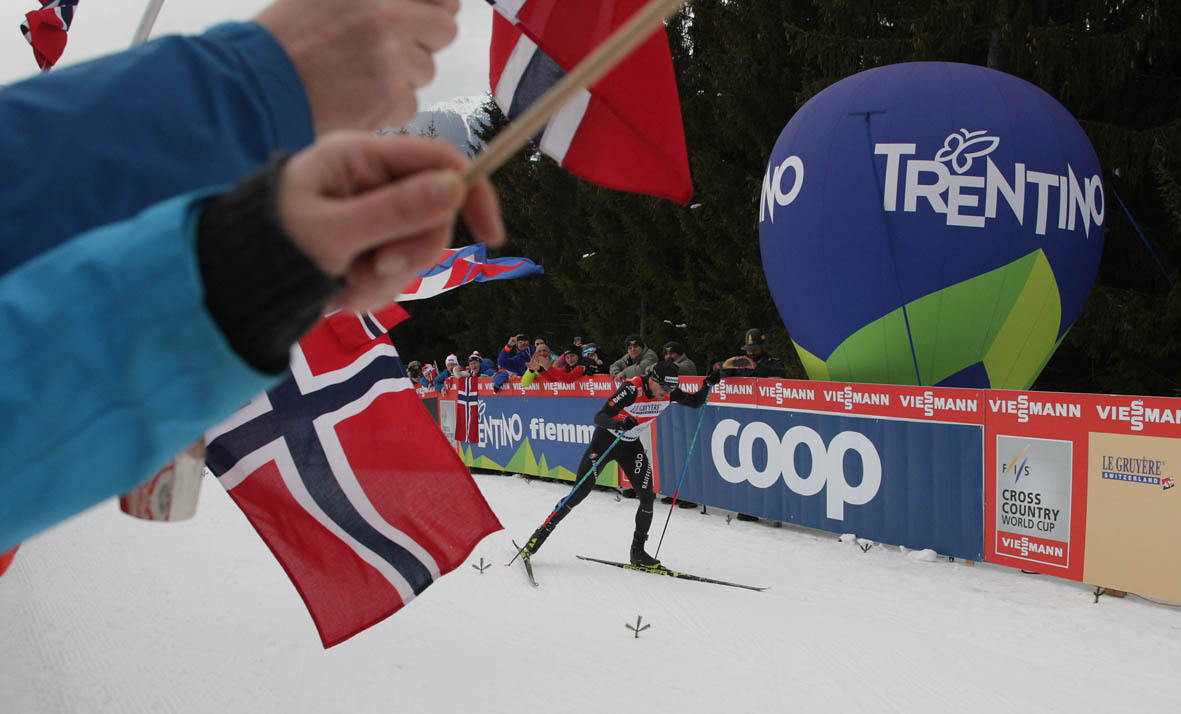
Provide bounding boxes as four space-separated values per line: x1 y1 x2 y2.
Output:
497 333 533 376
0 131 504 551
716 354 758 378
662 341 697 376
0 0 483 550
421 362 440 388
407 360 428 388
522 345 584 387
463 352 495 377
434 354 460 391
609 334 658 384
519 343 557 387
2 0 464 276
580 343 606 376
740 328 787 378
494 333 533 392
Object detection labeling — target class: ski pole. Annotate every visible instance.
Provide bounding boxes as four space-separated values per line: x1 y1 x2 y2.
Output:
654 383 713 559
507 433 624 566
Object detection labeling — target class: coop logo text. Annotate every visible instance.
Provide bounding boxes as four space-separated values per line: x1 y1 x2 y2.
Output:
711 420 882 520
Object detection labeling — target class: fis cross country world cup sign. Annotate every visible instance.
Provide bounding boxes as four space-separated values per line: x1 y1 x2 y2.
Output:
758 62 1105 389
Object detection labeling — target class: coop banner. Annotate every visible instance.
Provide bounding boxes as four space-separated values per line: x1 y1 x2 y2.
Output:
659 380 985 560
454 378 621 487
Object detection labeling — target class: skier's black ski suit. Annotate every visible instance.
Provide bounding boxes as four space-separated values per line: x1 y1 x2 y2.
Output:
526 367 712 563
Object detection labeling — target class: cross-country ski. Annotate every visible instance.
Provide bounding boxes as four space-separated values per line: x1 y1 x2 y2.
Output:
576 554 766 591
510 539 538 587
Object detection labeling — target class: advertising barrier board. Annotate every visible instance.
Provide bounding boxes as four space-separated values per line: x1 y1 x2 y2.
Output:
659 379 985 561
421 373 1177 597
448 377 622 487
985 391 1181 600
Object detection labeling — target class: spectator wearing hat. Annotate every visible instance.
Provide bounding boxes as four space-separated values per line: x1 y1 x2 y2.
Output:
739 328 787 378
433 354 460 391
662 341 697 376
579 342 605 376
494 333 533 392
462 352 495 377
609 334 658 385
420 362 440 389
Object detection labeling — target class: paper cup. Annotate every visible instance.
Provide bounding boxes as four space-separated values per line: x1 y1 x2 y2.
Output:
119 441 205 521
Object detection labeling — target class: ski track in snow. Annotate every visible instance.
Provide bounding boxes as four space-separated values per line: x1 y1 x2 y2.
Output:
2 471 1179 713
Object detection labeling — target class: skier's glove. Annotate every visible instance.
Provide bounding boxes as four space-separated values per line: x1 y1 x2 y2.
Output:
704 368 722 386
620 416 639 431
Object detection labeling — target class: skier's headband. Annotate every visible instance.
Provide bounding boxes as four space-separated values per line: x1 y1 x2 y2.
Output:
650 372 679 390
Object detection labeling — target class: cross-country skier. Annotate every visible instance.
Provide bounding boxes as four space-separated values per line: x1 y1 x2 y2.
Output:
523 360 720 566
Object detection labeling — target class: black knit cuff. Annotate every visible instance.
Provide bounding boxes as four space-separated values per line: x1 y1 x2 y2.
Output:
196 154 345 374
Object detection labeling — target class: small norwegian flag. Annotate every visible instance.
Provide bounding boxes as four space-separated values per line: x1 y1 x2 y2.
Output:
455 377 481 444
396 244 543 302
20 0 78 71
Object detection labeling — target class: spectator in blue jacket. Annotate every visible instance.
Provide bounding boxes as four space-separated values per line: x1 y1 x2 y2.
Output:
0 130 504 553
465 352 496 377
433 354 460 392
494 333 533 391
497 333 533 375
0 0 498 551
2 0 464 277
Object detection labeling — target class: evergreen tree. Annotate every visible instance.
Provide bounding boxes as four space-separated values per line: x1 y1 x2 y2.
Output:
406 0 1178 394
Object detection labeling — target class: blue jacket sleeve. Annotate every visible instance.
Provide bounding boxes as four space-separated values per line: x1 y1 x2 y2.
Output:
0 190 284 551
497 347 530 376
0 22 314 276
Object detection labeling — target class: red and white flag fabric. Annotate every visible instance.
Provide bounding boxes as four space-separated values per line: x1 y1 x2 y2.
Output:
204 305 501 647
20 0 78 71
488 0 693 204
454 377 480 443
396 244 543 302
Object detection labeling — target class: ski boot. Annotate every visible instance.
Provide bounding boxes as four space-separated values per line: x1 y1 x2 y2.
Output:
523 522 555 557
629 536 661 568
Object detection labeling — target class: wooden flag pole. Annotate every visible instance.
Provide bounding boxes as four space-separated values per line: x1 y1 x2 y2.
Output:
464 0 688 186
130 0 168 46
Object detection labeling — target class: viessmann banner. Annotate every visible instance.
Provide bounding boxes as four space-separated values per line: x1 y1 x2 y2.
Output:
985 391 1181 601
431 376 1179 597
657 379 985 561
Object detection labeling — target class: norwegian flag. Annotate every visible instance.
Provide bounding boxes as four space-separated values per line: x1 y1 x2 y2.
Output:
20 0 78 71
488 0 692 204
396 243 543 302
204 306 501 648
454 377 481 443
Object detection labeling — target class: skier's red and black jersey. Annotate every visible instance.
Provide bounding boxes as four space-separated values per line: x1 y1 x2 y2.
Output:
595 375 709 441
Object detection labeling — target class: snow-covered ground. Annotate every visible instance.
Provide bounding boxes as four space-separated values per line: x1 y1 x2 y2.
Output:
3 471 1178 713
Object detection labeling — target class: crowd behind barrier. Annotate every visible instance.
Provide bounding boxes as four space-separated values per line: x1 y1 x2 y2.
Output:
421 373 1181 603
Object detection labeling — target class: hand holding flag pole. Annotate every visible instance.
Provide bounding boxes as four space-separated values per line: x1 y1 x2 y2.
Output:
466 0 689 187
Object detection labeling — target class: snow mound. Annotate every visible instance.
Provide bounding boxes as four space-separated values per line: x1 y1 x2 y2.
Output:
907 548 940 563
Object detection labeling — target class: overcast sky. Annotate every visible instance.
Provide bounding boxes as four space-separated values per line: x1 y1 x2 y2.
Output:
1 0 493 109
